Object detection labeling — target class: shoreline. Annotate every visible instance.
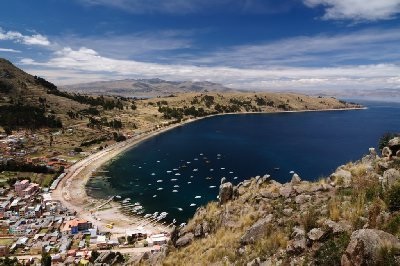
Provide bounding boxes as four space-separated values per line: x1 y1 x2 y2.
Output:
51 106 365 233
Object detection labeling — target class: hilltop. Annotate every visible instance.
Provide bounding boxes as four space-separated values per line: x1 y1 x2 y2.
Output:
137 136 400 265
62 78 234 98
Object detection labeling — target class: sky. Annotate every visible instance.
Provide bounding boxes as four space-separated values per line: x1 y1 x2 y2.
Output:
0 0 400 93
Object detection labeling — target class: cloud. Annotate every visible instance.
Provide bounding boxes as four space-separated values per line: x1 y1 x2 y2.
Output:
303 0 400 21
19 46 400 93
0 28 51 46
177 28 400 67
78 0 298 14
0 48 21 53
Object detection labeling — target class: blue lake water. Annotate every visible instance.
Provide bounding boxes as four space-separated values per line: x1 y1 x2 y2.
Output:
87 100 400 223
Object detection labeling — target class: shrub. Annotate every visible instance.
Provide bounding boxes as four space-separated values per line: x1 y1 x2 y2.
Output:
314 233 350 266
379 132 399 150
383 214 400 236
386 184 400 212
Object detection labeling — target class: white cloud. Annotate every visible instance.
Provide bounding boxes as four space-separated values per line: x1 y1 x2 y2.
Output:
0 28 51 46
19 46 400 93
303 0 400 21
0 48 21 53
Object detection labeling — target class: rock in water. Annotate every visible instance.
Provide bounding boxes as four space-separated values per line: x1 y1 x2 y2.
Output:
219 182 233 205
341 229 400 266
291 173 301 185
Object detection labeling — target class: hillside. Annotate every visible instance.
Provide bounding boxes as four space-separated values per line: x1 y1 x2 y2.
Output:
140 136 400 265
62 78 234 97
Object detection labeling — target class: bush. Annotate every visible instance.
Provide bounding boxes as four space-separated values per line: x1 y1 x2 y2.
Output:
314 233 350 266
386 185 400 212
379 132 399 150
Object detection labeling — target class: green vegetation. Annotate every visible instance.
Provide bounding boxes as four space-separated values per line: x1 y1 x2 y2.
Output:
314 233 350 266
379 132 399 150
0 104 62 129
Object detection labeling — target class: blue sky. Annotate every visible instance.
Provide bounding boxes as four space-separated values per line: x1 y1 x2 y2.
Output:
0 0 400 92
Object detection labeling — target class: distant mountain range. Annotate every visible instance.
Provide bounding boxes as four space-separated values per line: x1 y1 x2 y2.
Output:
62 78 234 98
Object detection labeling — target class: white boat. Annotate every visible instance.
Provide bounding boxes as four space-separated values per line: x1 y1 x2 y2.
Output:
157 160 160 163
173 185 180 188
190 203 196 207
194 158 198 161
171 179 177 181
200 153 203 156
157 188 163 190
167 170 172 173
115 195 121 199
144 214 151 218
177 208 183 211
187 182 192 184
210 169 214 171
234 176 238 179
157 180 163 183
187 161 191 164
209 185 216 188
175 173 181 176
221 167 225 170
172 190 178 192
193 169 198 172
229 171 233 174
153 195 157 198
134 202 140 206
151 173 156 176
289 171 295 174
173 168 178 171
195 196 201 199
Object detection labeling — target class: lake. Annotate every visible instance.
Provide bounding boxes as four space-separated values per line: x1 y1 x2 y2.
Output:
87 100 400 223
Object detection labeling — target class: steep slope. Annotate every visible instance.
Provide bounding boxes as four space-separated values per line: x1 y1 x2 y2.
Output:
150 137 400 265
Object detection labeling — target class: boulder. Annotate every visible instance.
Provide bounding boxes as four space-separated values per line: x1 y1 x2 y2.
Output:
388 137 400 149
219 182 233 205
330 169 352 187
260 191 279 199
175 233 194 247
383 168 400 189
382 146 392 158
279 185 294 198
307 228 325 241
295 194 311 204
323 219 349 234
240 214 273 245
397 150 400 157
194 223 203 237
341 229 400 266
286 238 306 254
291 174 301 185
282 208 293 216
202 221 210 234
369 147 377 156
220 177 227 184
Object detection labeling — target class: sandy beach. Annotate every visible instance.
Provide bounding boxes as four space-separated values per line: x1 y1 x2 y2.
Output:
51 106 365 235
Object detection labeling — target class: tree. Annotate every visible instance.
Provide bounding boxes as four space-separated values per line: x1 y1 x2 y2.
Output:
90 250 100 263
41 251 52 266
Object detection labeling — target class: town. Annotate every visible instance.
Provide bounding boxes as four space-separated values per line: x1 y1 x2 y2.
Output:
0 131 170 265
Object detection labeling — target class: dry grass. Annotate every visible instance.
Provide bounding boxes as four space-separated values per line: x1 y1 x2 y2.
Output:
328 197 341 222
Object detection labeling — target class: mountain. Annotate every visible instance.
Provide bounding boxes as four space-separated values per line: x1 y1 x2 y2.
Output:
62 78 234 98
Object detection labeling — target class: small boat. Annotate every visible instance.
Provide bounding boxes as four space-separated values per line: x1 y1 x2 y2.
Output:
173 185 180 188
229 171 234 174
190 203 196 207
138 166 142 168
209 185 216 188
178 208 183 211
156 180 163 183
173 168 178 171
187 161 191 164
289 171 295 174
200 153 204 156
115 195 121 199
188 181 192 184
194 158 198 161
210 169 214 171
234 177 238 180
157 160 160 163
175 173 181 176
157 188 163 191
172 190 178 193
221 167 225 170
151 173 156 176
134 202 140 206
148 183 152 186
274 167 280 171
153 195 157 198
193 169 198 172
171 178 177 181
144 214 152 218
195 196 201 199
167 170 172 173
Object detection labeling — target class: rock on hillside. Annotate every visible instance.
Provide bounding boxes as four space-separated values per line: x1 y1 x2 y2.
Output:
155 138 400 265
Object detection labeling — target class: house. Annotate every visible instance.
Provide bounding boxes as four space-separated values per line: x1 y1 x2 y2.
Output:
14 180 30 196
96 235 109 249
0 245 9 256
148 234 168 246
62 218 92 234
126 227 148 242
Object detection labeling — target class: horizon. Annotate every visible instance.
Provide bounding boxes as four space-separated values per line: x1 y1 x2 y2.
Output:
0 0 399 95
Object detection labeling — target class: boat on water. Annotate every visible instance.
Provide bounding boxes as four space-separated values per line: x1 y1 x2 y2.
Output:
156 180 163 183
209 185 216 188
157 188 163 190
195 196 201 199
171 178 177 181
172 190 178 192
193 169 198 172
190 203 196 207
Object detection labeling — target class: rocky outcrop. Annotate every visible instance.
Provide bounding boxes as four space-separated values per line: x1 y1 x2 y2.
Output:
307 228 325 241
329 168 352 187
382 146 392 158
219 182 233 204
383 168 400 189
175 232 194 247
291 173 301 185
341 229 400 266
240 214 273 245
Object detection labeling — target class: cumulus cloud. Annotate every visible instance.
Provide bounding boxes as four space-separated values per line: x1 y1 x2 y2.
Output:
0 28 51 46
303 0 400 21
